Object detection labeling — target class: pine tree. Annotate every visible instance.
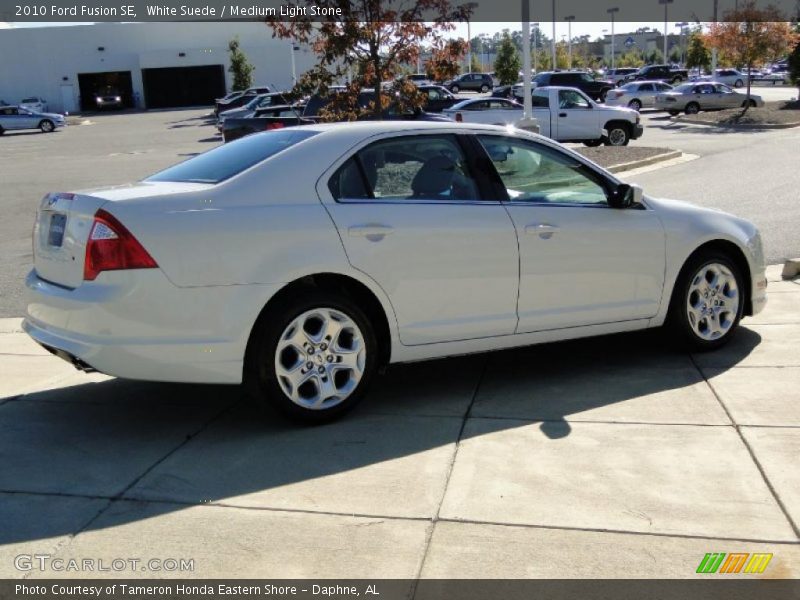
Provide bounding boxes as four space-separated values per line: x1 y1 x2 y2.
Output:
493 33 521 86
228 37 255 92
686 32 711 76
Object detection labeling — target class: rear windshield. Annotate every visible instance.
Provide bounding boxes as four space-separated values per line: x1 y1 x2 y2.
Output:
146 129 319 184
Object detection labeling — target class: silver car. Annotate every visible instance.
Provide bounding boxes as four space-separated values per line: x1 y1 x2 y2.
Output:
604 81 674 111
0 105 65 134
655 82 764 115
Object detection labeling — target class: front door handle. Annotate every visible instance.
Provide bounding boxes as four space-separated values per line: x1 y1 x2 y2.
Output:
525 223 560 239
559 112 567 117
348 224 394 240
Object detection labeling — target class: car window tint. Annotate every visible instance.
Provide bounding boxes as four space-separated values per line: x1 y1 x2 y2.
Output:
531 94 550 108
639 83 654 91
147 129 319 184
329 157 371 200
477 136 608 206
558 90 590 109
339 135 479 202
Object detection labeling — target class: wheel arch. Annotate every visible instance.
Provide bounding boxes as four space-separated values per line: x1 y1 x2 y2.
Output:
244 272 395 380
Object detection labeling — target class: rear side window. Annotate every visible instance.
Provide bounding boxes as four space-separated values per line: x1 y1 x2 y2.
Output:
147 129 318 184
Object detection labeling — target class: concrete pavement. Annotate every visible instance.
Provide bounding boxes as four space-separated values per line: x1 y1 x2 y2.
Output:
0 265 798 579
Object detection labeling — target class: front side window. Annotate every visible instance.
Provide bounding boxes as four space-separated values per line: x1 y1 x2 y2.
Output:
329 135 480 202
559 89 590 109
477 136 608 206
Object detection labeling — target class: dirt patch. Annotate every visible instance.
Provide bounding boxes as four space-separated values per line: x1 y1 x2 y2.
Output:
678 100 800 127
574 146 677 169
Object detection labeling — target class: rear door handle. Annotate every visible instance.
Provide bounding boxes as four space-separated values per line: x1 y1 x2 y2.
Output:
525 223 560 238
348 224 394 240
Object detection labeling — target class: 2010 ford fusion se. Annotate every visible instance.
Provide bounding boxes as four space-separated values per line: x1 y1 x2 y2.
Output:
24 122 767 421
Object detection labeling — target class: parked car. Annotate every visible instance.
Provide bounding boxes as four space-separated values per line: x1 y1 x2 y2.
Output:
92 87 123 110
416 85 460 112
221 105 313 143
606 68 640 86
214 86 271 116
491 85 515 99
23 121 766 421
634 64 689 85
604 81 675 111
655 82 764 115
0 105 65 134
404 74 431 86
19 96 48 113
518 71 615 102
697 69 751 88
442 98 525 125
217 92 291 129
444 73 495 93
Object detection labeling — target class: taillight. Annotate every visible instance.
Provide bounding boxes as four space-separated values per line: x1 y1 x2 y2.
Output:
84 209 157 281
613 90 625 98
265 122 285 130
455 112 463 122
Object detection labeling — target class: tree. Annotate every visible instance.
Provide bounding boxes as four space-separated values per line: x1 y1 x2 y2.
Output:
425 39 468 83
706 1 799 114
789 24 800 94
267 0 472 120
685 31 711 76
645 48 664 64
493 33 520 86
228 37 255 91
470 53 482 73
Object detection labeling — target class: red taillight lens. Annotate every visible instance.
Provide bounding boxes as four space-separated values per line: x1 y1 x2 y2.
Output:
614 90 625 98
455 112 463 122
265 121 285 130
84 209 157 281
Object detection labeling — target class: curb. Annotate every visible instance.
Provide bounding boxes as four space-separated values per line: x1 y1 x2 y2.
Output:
669 116 800 129
606 150 683 174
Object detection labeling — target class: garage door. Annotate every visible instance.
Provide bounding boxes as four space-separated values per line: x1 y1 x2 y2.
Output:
77 71 135 111
142 65 226 109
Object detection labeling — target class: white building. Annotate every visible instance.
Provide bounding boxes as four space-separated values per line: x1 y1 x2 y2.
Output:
0 22 316 113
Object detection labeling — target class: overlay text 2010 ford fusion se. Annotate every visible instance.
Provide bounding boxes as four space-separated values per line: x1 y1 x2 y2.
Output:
24 122 767 421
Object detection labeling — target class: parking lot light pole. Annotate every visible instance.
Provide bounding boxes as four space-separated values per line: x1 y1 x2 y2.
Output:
607 8 619 72
675 22 688 64
533 22 539 74
564 15 575 69
659 0 674 63
522 0 533 120
551 0 557 69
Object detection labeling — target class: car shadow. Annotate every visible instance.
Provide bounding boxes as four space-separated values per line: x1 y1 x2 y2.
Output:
0 326 762 545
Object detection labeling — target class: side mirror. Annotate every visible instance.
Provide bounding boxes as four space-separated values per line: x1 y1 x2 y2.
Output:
608 183 643 209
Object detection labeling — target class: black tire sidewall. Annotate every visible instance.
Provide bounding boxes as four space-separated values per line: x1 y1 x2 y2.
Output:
667 252 745 351
628 99 641 111
686 103 699 114
481 84 489 93
248 291 378 422
40 120 54 132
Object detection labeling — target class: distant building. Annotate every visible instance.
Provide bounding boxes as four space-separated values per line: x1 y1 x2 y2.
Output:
603 31 686 63
0 22 316 113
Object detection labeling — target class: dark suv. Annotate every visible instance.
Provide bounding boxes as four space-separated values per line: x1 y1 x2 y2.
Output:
445 73 494 93
634 65 688 84
531 71 614 102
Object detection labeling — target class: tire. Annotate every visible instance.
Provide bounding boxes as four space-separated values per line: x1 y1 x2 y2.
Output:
742 99 757 108
685 102 700 115
665 250 745 351
604 122 630 146
480 84 490 93
583 139 603 147
0 126 4 136
39 120 55 133
246 291 378 422
451 85 460 94
668 110 680 116
628 99 642 111
734 79 744 88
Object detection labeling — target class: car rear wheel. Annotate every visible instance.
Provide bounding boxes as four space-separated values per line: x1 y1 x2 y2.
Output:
0 126 4 136
480 84 490 93
247 291 378 422
604 123 630 146
628 99 642 111
666 251 744 351
451 85 460 93
685 102 700 115
39 120 55 133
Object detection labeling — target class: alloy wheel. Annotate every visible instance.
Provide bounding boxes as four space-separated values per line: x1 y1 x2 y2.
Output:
685 263 740 341
274 308 366 410
607 127 628 146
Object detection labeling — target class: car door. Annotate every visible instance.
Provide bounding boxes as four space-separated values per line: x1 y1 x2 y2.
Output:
715 84 741 108
554 89 599 140
636 82 655 107
15 108 39 129
486 99 523 125
475 134 665 332
320 132 520 345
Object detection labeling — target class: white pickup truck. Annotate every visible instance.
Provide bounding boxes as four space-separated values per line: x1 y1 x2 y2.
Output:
526 86 643 146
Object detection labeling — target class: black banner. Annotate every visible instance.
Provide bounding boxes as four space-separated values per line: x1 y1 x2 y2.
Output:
3 580 800 600
2 0 800 23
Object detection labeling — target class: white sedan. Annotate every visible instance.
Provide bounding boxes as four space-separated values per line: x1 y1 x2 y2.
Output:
24 122 767 421
442 97 523 125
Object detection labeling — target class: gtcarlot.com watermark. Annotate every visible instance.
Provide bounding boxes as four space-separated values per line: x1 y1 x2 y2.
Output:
15 554 195 573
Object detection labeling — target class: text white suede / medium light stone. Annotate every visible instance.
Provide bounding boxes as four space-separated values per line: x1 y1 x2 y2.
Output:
440 420 795 540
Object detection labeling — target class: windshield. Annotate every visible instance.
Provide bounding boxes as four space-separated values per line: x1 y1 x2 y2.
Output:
146 129 319 184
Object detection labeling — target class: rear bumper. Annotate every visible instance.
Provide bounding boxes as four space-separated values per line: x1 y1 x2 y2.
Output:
24 269 284 385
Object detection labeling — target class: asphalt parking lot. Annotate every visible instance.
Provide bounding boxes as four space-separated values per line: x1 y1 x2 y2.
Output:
1 265 799 580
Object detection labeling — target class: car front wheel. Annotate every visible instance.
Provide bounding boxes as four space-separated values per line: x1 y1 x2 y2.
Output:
451 85 460 93
666 251 744 351
480 84 490 93
735 79 744 88
247 291 378 422
685 102 700 115
604 123 630 146
39 120 55 133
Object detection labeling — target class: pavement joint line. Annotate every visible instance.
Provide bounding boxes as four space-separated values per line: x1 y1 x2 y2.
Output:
410 355 491 596
4 488 800 548
59 398 241 548
465 416 738 428
690 354 800 541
